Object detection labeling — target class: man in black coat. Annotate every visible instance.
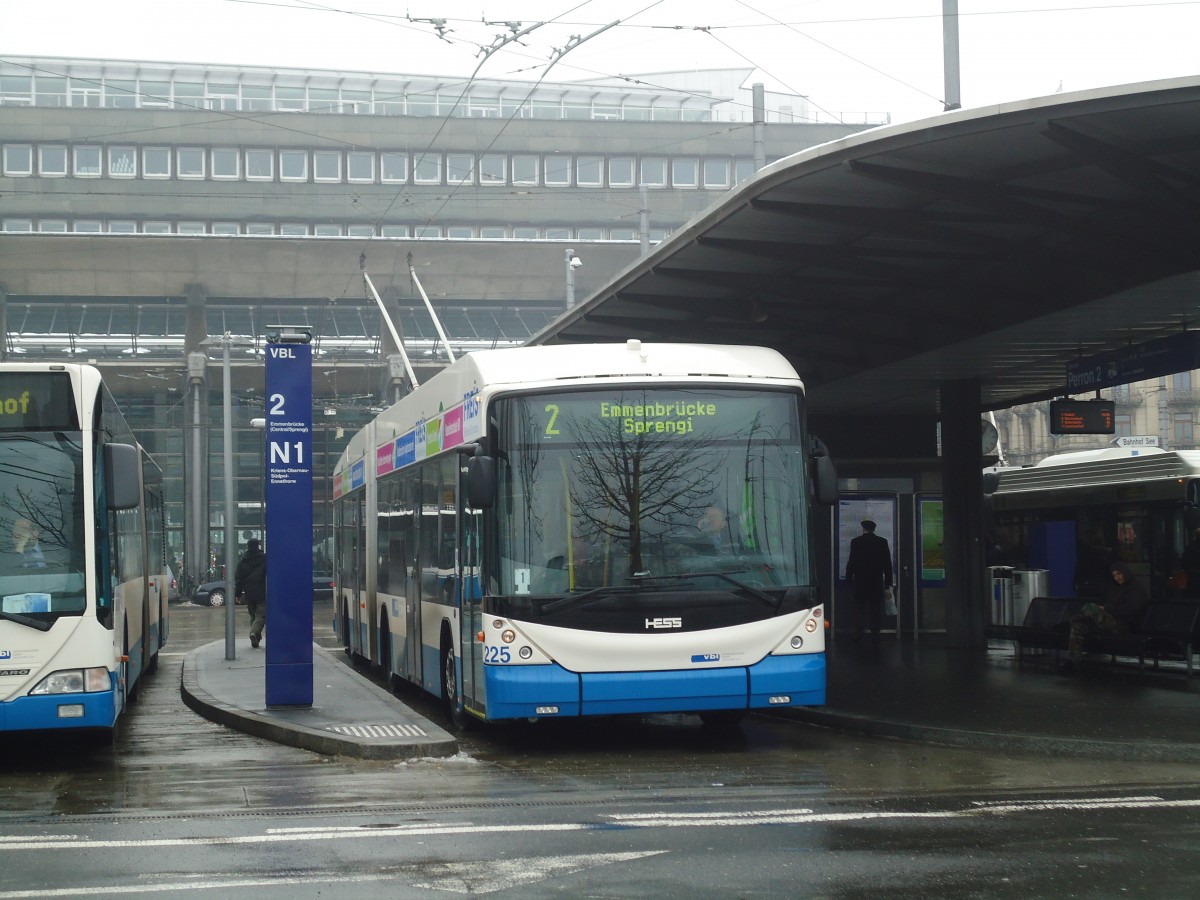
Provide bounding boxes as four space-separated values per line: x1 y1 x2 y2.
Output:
234 538 267 648
845 519 893 640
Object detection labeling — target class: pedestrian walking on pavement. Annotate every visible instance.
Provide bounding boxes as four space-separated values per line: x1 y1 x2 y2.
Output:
234 538 267 648
845 519 893 641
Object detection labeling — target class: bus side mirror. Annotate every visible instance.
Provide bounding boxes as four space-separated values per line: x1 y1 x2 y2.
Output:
105 443 141 510
467 455 495 509
810 437 838 506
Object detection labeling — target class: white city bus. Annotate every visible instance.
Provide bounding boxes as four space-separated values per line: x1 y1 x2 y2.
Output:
0 364 168 743
332 341 836 727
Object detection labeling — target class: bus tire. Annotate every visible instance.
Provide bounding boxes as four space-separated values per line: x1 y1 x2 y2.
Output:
380 614 398 693
124 627 139 705
340 600 352 658
441 638 470 731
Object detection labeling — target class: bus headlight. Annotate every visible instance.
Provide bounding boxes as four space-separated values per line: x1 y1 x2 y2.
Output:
501 629 516 644
29 667 110 695
790 635 803 649
804 619 818 633
518 646 533 659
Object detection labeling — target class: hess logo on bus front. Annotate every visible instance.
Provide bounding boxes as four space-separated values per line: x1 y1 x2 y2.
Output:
645 617 682 629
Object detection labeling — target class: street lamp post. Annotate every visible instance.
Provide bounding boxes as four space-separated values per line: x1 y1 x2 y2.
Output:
565 248 582 308
200 332 252 661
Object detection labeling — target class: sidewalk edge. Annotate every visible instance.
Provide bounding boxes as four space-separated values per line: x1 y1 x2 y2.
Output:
180 653 458 761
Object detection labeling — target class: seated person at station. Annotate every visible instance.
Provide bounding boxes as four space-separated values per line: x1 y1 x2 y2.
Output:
1063 561 1148 673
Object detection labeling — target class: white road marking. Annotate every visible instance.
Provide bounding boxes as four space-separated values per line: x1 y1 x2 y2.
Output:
0 795 1197 860
0 872 411 897
0 853 667 898
410 852 667 895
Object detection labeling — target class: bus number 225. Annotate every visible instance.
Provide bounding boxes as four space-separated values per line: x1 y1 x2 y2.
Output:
483 646 511 664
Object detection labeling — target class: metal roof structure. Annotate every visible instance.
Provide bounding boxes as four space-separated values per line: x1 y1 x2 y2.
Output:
532 76 1200 418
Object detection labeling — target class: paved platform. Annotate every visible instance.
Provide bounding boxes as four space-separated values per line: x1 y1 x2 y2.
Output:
786 637 1200 762
181 638 457 760
182 634 1200 762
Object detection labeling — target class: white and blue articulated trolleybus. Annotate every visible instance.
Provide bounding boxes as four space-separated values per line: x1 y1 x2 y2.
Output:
332 340 837 727
0 364 169 743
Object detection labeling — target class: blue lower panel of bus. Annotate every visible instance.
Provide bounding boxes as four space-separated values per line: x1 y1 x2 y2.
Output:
0 689 117 732
484 653 825 720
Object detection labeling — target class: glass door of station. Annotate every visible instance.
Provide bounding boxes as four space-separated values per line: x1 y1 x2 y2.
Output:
834 491 945 638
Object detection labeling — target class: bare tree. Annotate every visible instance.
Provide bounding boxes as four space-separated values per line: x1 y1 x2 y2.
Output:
556 409 726 573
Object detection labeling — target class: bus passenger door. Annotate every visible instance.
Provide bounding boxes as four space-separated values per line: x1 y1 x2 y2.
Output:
458 461 485 714
404 478 422 687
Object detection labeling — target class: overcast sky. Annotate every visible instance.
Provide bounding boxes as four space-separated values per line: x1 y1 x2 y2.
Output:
6 1 1199 124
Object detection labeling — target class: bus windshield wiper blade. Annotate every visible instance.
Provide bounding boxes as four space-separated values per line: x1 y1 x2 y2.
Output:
0 610 53 631
540 584 639 615
637 570 779 609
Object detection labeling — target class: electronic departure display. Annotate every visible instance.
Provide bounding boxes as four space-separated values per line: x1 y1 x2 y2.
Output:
1049 399 1115 435
0 372 78 430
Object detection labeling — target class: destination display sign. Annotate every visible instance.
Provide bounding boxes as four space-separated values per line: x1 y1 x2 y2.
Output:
1066 332 1200 392
1050 399 1115 435
520 390 796 445
0 373 78 431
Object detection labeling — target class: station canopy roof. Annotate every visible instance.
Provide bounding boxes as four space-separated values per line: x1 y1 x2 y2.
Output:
532 76 1200 417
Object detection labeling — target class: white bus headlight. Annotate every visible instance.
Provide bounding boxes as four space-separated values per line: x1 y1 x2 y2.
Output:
29 667 110 695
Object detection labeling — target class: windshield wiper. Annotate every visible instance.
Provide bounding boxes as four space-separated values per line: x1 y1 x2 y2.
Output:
540 584 640 615
0 610 53 632
633 569 780 610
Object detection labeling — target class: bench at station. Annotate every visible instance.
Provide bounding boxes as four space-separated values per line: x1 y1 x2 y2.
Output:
989 596 1200 678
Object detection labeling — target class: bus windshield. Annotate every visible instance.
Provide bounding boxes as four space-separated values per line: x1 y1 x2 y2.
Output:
0 433 87 623
493 387 810 597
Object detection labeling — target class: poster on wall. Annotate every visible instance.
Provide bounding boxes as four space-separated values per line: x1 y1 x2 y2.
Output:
836 496 898 581
919 498 946 584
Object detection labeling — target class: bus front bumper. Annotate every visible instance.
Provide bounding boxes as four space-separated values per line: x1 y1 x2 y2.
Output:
0 689 117 732
483 653 825 720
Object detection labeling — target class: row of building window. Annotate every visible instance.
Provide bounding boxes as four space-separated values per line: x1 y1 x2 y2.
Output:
1 142 755 189
0 73 716 122
1 218 670 242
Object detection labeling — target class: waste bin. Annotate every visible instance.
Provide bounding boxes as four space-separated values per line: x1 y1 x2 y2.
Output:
1010 568 1049 626
989 566 1014 626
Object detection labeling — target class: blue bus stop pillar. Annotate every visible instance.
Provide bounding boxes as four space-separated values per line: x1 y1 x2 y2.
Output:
264 339 314 706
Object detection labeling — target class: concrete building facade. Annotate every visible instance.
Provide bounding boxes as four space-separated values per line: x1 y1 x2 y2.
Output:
0 55 878 593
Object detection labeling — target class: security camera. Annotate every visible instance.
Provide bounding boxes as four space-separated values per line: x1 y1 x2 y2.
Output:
266 325 313 344
569 256 583 269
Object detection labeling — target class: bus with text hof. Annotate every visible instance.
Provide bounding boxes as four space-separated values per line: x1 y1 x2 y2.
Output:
332 340 837 727
0 363 169 742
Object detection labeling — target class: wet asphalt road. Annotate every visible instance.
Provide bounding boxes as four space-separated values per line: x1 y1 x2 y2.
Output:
2 602 1200 897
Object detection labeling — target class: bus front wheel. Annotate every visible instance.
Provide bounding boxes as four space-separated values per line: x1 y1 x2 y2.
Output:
441 640 470 731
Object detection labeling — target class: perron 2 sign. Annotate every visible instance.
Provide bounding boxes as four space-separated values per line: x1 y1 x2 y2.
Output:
264 340 314 706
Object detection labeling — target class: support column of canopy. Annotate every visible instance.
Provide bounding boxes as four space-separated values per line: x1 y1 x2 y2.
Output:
941 378 987 647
